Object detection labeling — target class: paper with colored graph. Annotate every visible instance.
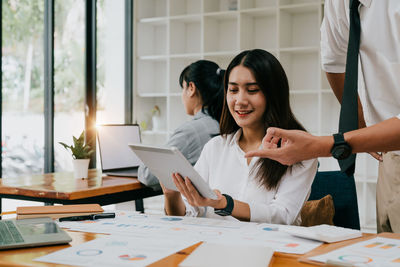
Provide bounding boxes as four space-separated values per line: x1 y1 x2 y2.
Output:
309 237 400 266
56 211 322 254
35 235 198 267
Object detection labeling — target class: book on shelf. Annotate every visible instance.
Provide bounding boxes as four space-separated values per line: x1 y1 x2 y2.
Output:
16 204 104 220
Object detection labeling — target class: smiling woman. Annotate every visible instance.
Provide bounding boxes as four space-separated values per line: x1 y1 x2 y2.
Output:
226 65 267 136
164 49 318 226
221 49 310 191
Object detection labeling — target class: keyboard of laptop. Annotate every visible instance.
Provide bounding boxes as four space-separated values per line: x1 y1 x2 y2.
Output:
0 221 24 245
106 168 138 177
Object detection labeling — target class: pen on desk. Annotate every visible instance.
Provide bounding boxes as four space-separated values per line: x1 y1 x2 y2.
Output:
59 212 115 222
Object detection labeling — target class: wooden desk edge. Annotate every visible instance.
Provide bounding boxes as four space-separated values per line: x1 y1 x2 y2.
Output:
67 178 147 200
0 176 148 200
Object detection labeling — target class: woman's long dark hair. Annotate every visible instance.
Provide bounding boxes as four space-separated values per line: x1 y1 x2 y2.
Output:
179 60 225 122
220 49 306 190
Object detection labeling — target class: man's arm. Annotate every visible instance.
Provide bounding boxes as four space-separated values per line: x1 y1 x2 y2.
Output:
244 117 400 166
346 117 400 154
326 72 345 101
326 72 366 129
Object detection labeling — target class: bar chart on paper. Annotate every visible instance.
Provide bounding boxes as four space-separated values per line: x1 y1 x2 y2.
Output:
309 237 400 266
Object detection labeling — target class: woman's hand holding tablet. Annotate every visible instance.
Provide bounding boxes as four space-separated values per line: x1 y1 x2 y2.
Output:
171 173 226 209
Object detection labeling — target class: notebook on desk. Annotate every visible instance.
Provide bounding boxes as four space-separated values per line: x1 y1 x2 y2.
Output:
179 242 273 267
0 217 72 250
97 124 142 177
16 204 104 220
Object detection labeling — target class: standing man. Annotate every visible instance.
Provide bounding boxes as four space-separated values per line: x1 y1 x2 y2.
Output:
246 0 400 233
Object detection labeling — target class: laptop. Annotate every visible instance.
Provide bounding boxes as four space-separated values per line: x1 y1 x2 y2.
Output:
0 217 72 250
97 124 142 177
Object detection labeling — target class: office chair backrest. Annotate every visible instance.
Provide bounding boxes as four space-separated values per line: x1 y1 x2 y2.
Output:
308 171 361 230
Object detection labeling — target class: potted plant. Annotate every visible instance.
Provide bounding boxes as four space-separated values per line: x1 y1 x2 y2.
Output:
59 131 94 179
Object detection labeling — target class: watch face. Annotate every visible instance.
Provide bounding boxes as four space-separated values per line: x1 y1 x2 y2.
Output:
333 145 351 160
337 147 345 154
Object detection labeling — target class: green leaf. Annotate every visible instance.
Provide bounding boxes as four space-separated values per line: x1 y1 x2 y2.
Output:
59 142 71 150
78 131 85 141
59 130 92 159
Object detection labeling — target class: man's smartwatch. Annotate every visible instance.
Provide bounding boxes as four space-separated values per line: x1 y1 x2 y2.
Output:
331 133 352 160
214 194 234 216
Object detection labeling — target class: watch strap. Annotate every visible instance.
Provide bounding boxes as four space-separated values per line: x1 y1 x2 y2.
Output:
214 194 234 216
333 133 345 145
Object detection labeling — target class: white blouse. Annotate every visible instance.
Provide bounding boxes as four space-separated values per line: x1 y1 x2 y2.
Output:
183 130 318 225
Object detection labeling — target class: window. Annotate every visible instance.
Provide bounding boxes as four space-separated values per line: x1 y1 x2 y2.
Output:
96 0 125 125
2 0 45 177
53 0 86 172
1 0 131 175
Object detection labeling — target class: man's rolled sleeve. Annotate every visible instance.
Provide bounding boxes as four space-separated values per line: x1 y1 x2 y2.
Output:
321 0 349 73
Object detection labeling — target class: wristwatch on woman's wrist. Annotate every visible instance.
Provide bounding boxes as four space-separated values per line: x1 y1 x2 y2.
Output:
214 194 234 216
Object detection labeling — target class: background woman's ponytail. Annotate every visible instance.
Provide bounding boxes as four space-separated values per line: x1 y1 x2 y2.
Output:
179 60 225 122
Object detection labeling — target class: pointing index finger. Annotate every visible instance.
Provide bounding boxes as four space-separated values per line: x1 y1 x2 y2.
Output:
245 149 274 159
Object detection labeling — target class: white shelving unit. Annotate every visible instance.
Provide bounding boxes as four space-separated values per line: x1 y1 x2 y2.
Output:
133 0 379 232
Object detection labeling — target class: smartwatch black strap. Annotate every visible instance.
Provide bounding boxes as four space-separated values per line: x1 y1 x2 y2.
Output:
214 194 234 216
333 133 345 144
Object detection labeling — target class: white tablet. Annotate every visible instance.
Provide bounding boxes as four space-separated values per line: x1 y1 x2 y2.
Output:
129 144 217 200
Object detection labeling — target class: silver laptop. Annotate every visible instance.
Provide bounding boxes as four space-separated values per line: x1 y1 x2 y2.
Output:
0 217 72 250
97 124 142 177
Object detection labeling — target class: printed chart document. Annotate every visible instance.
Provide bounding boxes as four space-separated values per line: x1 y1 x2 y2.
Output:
307 237 400 266
35 234 198 267
178 242 273 267
280 224 362 243
57 211 322 254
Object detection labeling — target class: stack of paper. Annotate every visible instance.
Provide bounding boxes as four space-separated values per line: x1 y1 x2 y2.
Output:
280 224 362 243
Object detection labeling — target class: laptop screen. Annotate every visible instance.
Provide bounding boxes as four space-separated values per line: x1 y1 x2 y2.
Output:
97 124 142 171
17 221 59 235
0 218 72 250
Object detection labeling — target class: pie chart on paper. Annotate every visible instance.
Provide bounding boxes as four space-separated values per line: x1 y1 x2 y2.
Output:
119 254 147 261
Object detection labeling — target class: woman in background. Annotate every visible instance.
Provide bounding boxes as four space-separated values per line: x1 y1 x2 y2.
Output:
138 60 225 190
163 49 318 225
